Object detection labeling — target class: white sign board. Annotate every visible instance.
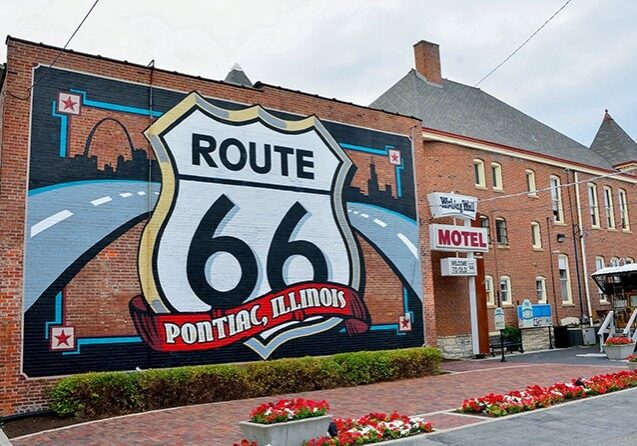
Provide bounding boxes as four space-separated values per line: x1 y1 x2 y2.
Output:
428 192 478 220
494 307 505 331
519 299 534 328
440 258 477 276
429 224 489 253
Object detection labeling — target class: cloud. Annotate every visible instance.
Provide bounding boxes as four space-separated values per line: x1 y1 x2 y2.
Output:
1 0 635 144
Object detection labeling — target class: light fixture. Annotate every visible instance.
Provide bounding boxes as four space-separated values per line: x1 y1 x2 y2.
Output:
556 233 566 243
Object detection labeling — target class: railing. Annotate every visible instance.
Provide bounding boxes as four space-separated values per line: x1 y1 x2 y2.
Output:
598 310 615 353
623 308 637 341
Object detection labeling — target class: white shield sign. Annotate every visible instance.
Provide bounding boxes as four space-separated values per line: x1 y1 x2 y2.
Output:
131 93 368 358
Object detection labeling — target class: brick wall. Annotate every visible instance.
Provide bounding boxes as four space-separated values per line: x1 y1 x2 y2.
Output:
0 38 425 415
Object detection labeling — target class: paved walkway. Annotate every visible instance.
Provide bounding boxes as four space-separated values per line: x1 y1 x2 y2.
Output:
11 349 626 446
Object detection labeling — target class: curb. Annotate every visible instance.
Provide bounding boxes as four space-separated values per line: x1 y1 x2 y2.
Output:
0 428 12 446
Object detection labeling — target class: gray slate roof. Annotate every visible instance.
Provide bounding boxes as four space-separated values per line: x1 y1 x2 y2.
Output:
224 63 252 87
371 70 613 169
590 112 637 166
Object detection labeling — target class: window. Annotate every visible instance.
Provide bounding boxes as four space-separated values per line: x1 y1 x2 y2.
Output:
531 221 542 249
480 215 491 244
485 275 494 306
500 276 512 305
595 256 606 302
491 162 503 190
610 256 620 267
526 170 537 196
474 159 485 188
495 218 508 245
627 257 634 264
588 183 600 228
619 189 630 231
558 254 573 304
535 277 547 303
550 176 564 223
603 186 615 229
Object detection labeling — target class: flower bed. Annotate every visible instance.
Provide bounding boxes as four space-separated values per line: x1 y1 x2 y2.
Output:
459 370 637 417
305 411 433 445
250 398 330 424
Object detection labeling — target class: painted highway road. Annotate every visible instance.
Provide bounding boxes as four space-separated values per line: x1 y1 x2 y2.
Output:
24 180 160 311
24 181 420 311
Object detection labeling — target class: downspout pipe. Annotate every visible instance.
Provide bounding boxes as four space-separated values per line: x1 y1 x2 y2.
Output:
573 171 594 326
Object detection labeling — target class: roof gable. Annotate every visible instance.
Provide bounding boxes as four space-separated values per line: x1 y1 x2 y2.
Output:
371 70 613 169
590 112 637 167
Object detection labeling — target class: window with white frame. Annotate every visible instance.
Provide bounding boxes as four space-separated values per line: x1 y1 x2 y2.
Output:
474 159 485 188
558 254 573 304
535 277 547 303
485 275 494 306
500 276 512 305
480 215 491 244
610 256 620 267
626 257 634 264
526 170 537 196
550 176 564 223
531 221 542 249
491 162 503 191
603 186 615 229
588 183 600 228
495 218 508 245
595 256 606 302
619 189 630 231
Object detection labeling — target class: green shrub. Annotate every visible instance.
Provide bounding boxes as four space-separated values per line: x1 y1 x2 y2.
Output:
48 346 441 418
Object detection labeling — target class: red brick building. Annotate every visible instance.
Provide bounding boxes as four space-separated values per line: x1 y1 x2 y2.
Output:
1 36 636 415
373 40 637 357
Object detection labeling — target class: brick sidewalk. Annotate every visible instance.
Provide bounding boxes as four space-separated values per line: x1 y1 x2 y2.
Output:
12 362 622 446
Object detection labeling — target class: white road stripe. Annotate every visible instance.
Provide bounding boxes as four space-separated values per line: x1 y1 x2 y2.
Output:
154 192 160 195
353 211 359 214
31 210 73 237
120 192 133 198
360 213 369 218
137 191 146 196
90 196 112 206
397 233 418 258
373 218 387 227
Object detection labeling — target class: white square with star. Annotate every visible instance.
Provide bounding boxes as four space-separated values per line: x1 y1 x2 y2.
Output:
50 326 75 351
57 92 81 115
388 149 401 166
398 314 412 332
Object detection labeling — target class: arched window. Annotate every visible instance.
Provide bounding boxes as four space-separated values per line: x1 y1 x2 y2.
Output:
603 186 615 229
491 162 503 191
474 159 485 188
550 175 564 223
558 254 573 304
495 218 508 245
535 277 547 303
595 256 607 303
619 189 630 231
500 276 512 305
526 169 537 196
485 275 494 306
588 183 600 228
531 221 542 249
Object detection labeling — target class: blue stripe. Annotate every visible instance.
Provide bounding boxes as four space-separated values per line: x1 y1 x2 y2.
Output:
63 336 142 355
51 101 68 157
44 291 63 339
70 89 163 117
339 143 388 156
395 163 404 198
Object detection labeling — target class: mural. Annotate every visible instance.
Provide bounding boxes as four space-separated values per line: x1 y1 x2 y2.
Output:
23 67 423 377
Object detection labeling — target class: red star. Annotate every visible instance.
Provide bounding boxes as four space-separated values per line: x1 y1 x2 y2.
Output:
391 153 400 162
55 330 72 347
400 317 411 329
62 96 77 111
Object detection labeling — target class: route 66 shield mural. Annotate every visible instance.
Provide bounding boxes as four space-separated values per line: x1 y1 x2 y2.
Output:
130 93 370 357
22 67 423 377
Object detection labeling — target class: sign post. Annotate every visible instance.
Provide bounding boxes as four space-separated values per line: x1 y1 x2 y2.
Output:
494 307 506 362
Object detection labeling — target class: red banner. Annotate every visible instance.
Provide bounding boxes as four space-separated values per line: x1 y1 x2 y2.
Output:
130 282 370 352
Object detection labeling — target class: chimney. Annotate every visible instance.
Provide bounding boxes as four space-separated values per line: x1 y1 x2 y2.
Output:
413 40 442 85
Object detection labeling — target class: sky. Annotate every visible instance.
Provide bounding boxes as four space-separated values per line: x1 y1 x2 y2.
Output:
1 0 635 146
